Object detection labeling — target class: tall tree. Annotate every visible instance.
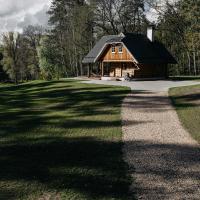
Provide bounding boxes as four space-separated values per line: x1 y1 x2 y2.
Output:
22 25 45 79
2 33 21 84
47 0 94 76
0 47 9 82
38 34 65 80
94 0 146 35
155 0 200 76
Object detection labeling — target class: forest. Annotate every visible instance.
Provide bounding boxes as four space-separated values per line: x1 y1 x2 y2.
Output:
0 0 199 83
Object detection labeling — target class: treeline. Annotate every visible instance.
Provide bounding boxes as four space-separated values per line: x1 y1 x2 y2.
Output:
156 0 200 75
0 0 199 83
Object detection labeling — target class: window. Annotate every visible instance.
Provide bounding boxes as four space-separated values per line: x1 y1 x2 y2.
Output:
111 46 115 53
118 46 123 53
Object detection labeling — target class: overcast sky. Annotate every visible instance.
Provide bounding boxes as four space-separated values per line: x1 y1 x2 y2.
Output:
0 0 52 33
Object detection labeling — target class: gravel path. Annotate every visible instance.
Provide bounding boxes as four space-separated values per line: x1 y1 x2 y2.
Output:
82 79 199 92
122 91 200 200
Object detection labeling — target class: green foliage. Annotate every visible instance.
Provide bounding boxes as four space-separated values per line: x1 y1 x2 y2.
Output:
156 0 200 76
1 32 21 84
38 36 64 80
1 26 45 83
0 47 8 82
47 0 95 77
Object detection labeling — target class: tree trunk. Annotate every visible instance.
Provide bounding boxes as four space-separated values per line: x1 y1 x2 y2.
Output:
79 56 83 76
193 51 197 76
187 51 191 75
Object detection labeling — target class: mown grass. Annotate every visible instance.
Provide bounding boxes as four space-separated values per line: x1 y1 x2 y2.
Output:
0 79 133 200
169 76 200 81
169 84 200 142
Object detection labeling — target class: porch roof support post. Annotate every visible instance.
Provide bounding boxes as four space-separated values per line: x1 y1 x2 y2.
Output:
88 64 91 78
121 62 123 77
102 62 104 77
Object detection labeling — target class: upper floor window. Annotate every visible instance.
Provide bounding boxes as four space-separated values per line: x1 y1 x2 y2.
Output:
111 46 115 53
118 46 123 53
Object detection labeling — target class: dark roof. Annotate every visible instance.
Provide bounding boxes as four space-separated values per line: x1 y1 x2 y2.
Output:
122 33 176 64
83 33 177 64
82 35 118 63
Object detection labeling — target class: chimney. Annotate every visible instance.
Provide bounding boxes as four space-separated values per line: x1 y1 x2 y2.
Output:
147 26 155 42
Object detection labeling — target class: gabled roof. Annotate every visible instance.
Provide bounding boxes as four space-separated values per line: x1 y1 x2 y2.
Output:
82 35 120 63
82 33 177 64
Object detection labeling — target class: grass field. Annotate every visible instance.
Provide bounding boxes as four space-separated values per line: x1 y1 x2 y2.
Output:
169 76 200 81
0 80 133 200
169 84 200 143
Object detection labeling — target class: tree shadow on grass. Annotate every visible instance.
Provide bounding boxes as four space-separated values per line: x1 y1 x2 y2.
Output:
171 93 200 107
1 136 199 200
0 81 129 138
0 137 134 200
0 80 133 199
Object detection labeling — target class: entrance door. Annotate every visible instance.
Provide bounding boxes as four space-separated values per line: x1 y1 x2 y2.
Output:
114 63 122 77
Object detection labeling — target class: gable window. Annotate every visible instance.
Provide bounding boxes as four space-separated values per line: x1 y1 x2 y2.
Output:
111 46 115 53
118 46 123 53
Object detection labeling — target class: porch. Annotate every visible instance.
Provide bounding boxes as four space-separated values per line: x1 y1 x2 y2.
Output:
86 62 168 80
100 62 137 78
87 61 137 80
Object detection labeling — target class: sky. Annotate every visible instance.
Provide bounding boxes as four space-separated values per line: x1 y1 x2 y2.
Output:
0 0 52 33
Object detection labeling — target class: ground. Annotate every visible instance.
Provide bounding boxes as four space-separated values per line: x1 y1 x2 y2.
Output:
1 79 200 200
122 91 199 200
84 79 199 92
169 84 200 142
83 79 200 199
0 80 132 200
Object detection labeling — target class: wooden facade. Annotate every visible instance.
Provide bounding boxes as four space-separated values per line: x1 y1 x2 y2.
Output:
99 44 139 78
100 44 134 62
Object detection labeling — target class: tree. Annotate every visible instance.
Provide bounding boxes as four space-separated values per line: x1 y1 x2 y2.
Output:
0 47 9 82
2 32 22 84
38 35 64 80
179 0 200 75
94 0 146 35
155 0 200 76
47 0 94 76
22 25 46 79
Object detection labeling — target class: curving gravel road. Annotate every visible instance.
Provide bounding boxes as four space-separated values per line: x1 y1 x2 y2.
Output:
122 91 200 200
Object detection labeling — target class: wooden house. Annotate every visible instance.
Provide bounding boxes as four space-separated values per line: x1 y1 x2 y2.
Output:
82 27 177 80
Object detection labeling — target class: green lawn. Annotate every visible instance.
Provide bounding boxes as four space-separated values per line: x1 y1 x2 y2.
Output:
0 80 133 200
169 84 200 142
169 76 200 81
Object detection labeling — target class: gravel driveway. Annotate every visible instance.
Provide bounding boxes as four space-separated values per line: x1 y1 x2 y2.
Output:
83 79 199 92
83 79 200 199
122 91 200 200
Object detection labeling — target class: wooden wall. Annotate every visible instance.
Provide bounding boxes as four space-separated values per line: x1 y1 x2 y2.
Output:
134 64 167 78
100 44 133 62
106 62 137 77
100 62 167 78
